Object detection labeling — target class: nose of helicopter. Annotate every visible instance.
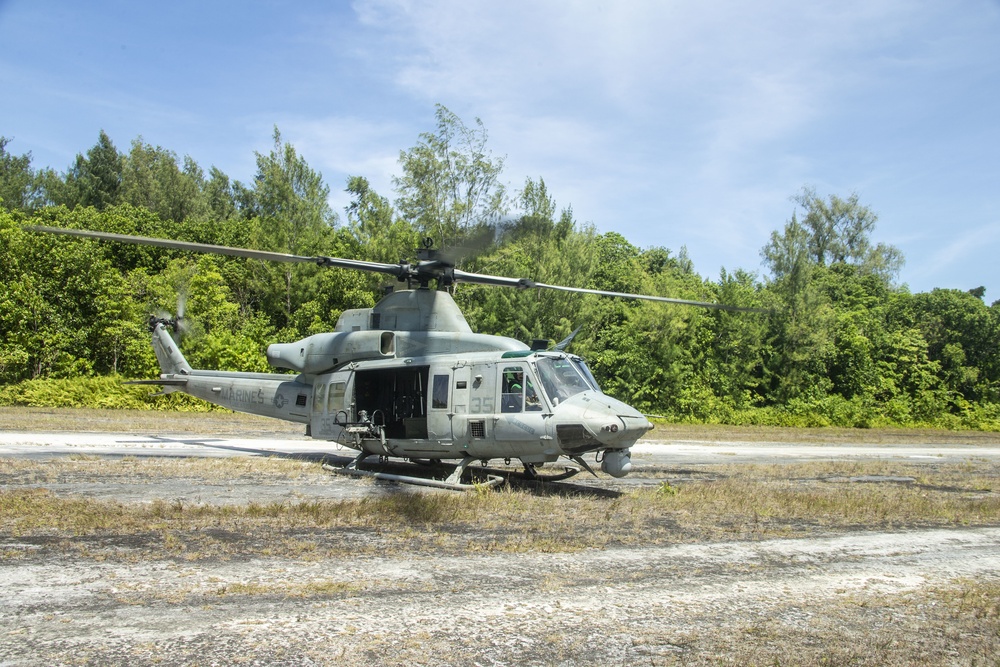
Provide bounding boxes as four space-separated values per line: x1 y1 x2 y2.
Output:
553 391 653 449
584 404 653 447
583 394 653 446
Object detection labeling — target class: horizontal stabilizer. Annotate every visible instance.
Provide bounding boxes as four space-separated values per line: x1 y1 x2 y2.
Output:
125 378 188 396
123 379 189 386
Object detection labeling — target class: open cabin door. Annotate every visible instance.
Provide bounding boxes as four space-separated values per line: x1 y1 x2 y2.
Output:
352 365 430 439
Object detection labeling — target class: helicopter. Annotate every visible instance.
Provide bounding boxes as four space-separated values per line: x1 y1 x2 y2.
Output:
27 225 758 490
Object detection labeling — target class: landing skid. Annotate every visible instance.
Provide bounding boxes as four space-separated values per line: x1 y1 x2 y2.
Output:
489 463 582 483
322 454 503 492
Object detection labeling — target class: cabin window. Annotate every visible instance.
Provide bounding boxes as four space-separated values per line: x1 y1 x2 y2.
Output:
327 381 346 413
432 374 449 409
502 366 543 413
312 383 327 411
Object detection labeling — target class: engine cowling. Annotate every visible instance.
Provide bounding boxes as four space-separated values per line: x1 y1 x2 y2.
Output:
266 331 395 374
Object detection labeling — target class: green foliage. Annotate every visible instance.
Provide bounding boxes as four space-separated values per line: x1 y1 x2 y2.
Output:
62 130 124 211
0 137 39 211
346 175 421 264
247 127 336 249
3 114 1000 430
763 187 903 282
910 288 1000 402
394 104 508 247
0 376 217 411
120 138 208 222
0 207 150 381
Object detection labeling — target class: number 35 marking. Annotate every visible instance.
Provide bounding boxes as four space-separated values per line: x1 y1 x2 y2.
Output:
470 397 495 414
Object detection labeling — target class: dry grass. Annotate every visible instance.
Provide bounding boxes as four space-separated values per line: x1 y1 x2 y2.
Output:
109 575 411 605
645 459 1000 534
653 578 1000 666
2 457 998 562
0 406 305 436
0 454 317 485
14 456 287 488
2 432 998 666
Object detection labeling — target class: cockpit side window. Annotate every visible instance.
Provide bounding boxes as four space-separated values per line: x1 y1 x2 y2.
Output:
524 377 542 411
501 366 524 413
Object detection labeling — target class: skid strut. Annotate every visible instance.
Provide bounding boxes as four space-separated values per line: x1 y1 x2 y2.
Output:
324 455 502 491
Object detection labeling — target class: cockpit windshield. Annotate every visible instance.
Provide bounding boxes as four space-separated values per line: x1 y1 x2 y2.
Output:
534 354 601 405
572 358 602 393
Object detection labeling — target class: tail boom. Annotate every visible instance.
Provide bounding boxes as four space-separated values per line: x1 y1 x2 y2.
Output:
144 322 313 423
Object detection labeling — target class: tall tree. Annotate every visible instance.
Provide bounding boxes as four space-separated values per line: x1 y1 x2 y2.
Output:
120 138 207 222
0 136 38 210
202 166 238 223
244 127 337 326
345 175 419 264
762 188 903 282
759 190 904 403
64 130 123 211
499 177 557 244
249 127 335 253
394 105 508 247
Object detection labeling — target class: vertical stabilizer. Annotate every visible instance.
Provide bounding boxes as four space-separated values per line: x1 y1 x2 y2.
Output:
152 323 193 375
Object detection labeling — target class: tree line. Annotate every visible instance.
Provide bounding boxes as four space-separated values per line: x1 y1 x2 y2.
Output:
2 105 999 428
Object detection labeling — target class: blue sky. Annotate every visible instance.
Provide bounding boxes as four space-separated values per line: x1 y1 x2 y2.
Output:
2 1 998 295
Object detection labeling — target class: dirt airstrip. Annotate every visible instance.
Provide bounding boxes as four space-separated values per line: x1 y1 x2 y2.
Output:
1 408 999 666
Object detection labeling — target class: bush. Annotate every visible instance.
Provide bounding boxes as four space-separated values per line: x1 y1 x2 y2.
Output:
0 376 218 411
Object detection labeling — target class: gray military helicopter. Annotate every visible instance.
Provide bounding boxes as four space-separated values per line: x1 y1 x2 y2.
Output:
28 225 757 490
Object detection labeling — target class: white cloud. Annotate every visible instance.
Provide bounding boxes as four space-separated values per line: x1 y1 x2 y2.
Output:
213 0 1000 289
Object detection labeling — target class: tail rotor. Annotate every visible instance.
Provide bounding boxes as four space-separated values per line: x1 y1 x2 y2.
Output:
148 291 191 335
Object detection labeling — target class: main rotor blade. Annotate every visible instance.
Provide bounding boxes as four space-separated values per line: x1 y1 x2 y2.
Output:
24 226 408 278
26 225 767 312
452 268 765 312
532 282 766 312
451 268 536 290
